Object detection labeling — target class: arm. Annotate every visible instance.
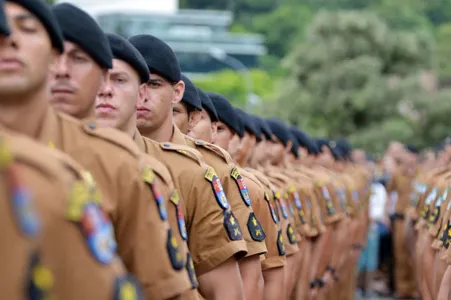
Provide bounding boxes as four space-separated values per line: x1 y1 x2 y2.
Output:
239 255 264 300
198 257 245 300
263 267 285 300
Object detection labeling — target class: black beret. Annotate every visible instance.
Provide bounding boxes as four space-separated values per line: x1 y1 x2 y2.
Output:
197 88 218 122
235 108 261 142
337 139 352 159
266 118 291 146
208 92 244 137
0 0 9 36
249 115 262 140
53 3 112 69
106 33 149 84
405 144 419 154
8 0 63 52
289 132 299 158
253 116 273 141
294 129 320 155
129 34 180 83
181 74 202 110
317 138 342 160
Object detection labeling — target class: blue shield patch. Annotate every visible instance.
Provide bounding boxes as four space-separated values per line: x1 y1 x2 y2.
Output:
231 167 251 206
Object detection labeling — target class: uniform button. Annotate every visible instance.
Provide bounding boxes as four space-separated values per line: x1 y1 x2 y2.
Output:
88 123 96 130
163 143 171 147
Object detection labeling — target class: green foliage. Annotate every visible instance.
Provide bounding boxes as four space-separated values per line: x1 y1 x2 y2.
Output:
272 10 433 151
192 69 275 108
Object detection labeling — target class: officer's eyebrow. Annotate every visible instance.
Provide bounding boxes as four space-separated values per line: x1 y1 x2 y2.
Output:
149 78 163 83
12 13 37 22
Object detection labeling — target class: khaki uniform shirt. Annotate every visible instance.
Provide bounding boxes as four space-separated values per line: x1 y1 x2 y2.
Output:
133 130 247 276
181 135 267 258
0 131 140 300
34 108 190 299
246 168 287 270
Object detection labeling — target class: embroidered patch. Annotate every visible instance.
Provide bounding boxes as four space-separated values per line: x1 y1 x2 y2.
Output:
170 190 187 241
81 202 117 264
247 212 266 241
276 195 289 220
224 210 242 241
231 167 251 206
265 191 278 224
186 253 198 289
442 221 451 249
113 275 143 300
27 252 54 300
287 224 297 244
166 228 185 270
288 201 296 217
277 230 286 256
12 186 40 238
425 189 438 205
298 209 307 224
290 187 302 210
142 166 167 221
205 167 229 210
321 186 336 216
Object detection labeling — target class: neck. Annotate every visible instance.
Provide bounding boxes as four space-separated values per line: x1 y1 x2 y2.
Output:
78 102 96 121
0 88 49 138
139 112 174 142
122 117 137 139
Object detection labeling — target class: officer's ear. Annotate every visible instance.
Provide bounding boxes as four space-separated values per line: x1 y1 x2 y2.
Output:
211 121 218 139
188 110 201 132
285 140 293 153
172 80 185 105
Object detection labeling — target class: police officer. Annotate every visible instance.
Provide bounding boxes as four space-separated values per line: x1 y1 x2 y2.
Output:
129 34 248 299
0 1 186 298
175 88 268 300
190 91 286 300
94 33 198 297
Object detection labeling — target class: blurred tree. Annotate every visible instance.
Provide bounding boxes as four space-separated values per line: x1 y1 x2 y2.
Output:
270 10 434 151
435 22 451 78
193 69 275 109
45 0 55 4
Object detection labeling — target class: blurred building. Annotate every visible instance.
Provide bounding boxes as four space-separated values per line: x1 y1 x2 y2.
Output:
56 0 267 75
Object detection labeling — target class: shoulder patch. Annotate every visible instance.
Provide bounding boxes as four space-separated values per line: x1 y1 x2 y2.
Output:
264 191 278 224
186 253 198 289
320 186 336 216
275 193 289 220
67 180 117 264
2 138 41 237
194 140 235 164
205 167 230 210
113 275 143 300
82 123 141 158
166 228 185 270
170 189 187 241
277 230 286 256
287 224 297 245
247 212 266 242
27 252 54 299
141 166 168 221
231 167 251 207
289 186 302 210
224 210 243 241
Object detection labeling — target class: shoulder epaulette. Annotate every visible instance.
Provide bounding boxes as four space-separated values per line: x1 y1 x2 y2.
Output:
141 155 172 187
191 138 235 165
160 142 207 167
81 122 141 158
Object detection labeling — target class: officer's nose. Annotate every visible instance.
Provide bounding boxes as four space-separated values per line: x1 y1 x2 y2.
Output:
98 78 113 99
53 54 70 79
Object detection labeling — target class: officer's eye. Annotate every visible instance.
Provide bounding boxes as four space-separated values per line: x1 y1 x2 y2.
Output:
148 81 162 89
71 53 88 63
114 77 127 84
15 16 38 34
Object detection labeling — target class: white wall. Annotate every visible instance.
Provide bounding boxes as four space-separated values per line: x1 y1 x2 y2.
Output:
55 0 178 16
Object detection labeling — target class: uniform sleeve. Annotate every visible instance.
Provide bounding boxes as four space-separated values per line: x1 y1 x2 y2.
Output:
182 169 247 276
38 180 129 300
244 179 285 270
223 172 267 258
116 162 192 299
